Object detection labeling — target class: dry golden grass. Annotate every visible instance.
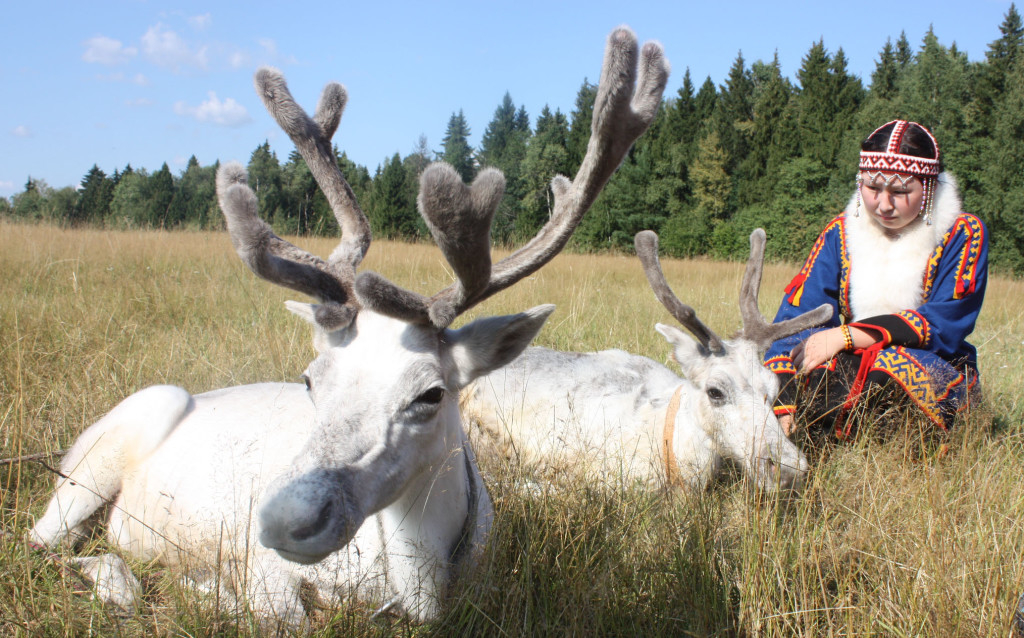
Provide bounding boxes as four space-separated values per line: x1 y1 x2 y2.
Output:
2 220 1023 636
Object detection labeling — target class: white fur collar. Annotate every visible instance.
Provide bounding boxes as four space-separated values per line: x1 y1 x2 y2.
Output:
844 172 962 320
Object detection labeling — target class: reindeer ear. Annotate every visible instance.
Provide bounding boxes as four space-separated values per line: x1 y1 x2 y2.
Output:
285 301 355 352
655 323 710 376
445 305 555 389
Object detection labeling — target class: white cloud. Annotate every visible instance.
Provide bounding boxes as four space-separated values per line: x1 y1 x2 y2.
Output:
83 35 138 65
0 180 16 193
174 91 251 127
12 125 31 138
142 23 208 71
189 13 212 30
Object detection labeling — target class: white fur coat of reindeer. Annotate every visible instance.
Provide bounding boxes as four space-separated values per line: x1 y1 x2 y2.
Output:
463 230 829 491
28 27 670 624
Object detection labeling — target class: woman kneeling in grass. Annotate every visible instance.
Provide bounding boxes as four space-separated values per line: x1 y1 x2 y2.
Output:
765 120 988 439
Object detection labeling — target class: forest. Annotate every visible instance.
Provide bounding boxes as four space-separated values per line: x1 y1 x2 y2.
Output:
4 7 1024 272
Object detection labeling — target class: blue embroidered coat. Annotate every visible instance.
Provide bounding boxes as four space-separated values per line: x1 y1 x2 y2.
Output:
764 176 987 430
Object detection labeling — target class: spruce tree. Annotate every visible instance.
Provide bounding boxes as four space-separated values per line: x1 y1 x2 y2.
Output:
976 4 1024 130
441 110 475 182
478 93 530 242
870 40 900 100
566 79 597 172
518 106 570 239
147 163 175 228
248 142 287 231
74 165 114 225
741 55 797 205
896 31 914 68
715 52 754 176
370 153 416 238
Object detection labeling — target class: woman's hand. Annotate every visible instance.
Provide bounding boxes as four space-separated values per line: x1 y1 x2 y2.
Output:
779 414 795 436
791 327 846 373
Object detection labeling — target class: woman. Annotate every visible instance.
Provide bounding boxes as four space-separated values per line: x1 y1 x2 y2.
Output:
764 120 987 439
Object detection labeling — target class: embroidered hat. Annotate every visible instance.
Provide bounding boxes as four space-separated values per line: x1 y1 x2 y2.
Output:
856 120 941 225
859 120 941 178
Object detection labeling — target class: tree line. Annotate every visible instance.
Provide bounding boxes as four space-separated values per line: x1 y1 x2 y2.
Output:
5 6 1024 273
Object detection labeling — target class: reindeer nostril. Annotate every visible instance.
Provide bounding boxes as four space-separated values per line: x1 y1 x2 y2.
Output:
291 499 333 542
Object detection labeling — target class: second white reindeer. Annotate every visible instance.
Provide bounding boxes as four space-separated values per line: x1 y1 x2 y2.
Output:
463 229 831 492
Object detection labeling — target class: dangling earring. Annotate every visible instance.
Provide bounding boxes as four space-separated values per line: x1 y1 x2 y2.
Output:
920 178 933 226
854 174 862 217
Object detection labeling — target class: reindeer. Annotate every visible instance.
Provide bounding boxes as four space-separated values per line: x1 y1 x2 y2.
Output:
462 229 830 492
27 28 669 624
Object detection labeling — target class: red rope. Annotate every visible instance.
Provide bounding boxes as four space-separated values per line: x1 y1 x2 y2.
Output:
835 342 884 439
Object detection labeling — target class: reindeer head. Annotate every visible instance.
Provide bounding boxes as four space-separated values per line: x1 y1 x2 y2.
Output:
216 28 669 565
635 229 830 491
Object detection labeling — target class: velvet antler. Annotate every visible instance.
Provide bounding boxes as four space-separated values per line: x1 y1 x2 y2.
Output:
635 230 726 354
356 26 671 328
737 229 832 349
635 229 832 354
216 68 371 330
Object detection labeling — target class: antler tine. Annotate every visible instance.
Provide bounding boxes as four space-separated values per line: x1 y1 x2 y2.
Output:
216 162 353 307
739 228 832 349
354 27 669 330
484 28 669 293
635 231 725 355
254 68 371 270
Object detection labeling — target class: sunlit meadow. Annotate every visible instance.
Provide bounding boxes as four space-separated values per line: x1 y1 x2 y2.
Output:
2 221 1023 636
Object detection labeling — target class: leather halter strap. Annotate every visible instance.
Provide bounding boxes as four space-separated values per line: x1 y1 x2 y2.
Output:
662 384 684 487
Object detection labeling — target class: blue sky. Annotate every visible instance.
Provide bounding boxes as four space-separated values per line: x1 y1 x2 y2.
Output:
1 0 1016 198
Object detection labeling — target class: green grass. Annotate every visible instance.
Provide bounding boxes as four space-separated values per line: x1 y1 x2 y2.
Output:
2 220 1023 636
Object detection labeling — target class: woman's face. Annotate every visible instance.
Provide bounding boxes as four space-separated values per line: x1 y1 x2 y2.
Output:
859 172 924 232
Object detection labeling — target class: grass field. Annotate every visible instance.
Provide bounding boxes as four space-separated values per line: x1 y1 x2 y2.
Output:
2 220 1024 636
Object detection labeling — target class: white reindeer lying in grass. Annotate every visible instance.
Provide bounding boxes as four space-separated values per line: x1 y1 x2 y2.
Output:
28 27 669 624
463 229 830 492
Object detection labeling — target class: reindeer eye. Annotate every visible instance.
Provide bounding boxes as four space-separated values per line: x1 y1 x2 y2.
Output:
301 374 312 392
414 387 445 406
706 386 727 405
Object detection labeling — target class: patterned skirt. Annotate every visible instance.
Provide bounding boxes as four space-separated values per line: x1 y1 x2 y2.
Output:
785 345 980 438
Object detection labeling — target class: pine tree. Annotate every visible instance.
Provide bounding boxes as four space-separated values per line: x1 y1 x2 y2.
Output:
401 137 432 239
248 142 287 231
478 93 518 168
147 163 175 228
976 4 1024 130
370 153 416 238
896 31 914 68
897 28 971 177
979 14 1024 272
695 76 718 124
566 79 597 172
441 110 475 182
740 55 796 204
794 40 863 171
168 156 217 229
478 93 530 242
715 52 754 176
518 106 570 239
870 40 900 101
74 165 114 225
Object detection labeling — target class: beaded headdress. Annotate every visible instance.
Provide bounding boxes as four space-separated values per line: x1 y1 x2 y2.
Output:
855 120 941 225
